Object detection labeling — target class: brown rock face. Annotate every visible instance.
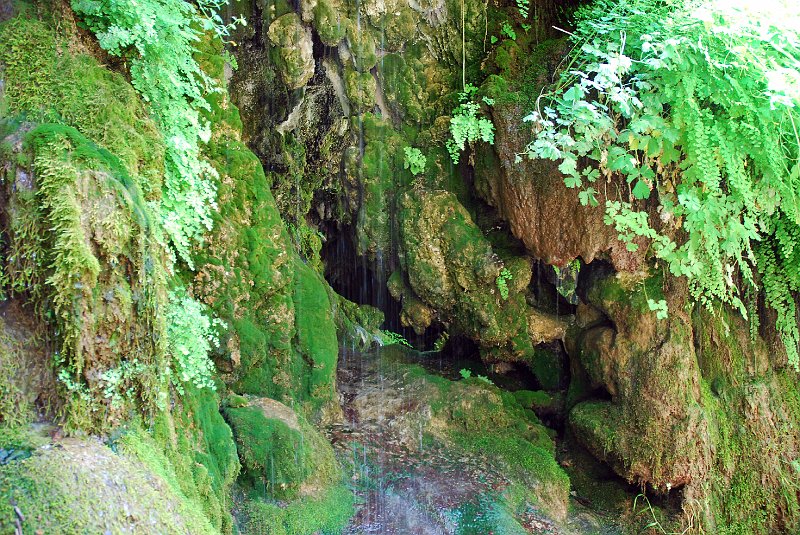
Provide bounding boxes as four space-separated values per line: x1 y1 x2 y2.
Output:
475 102 646 271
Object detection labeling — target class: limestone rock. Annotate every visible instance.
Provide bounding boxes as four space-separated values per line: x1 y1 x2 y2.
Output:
268 13 315 90
475 101 648 271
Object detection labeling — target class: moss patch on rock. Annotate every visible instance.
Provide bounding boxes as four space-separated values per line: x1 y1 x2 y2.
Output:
226 397 354 533
0 437 217 534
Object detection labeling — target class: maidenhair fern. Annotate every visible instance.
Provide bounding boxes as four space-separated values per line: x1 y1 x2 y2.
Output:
71 0 242 267
447 84 495 164
527 0 800 366
166 289 224 392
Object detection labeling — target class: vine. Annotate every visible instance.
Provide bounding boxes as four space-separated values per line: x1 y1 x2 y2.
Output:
526 0 800 367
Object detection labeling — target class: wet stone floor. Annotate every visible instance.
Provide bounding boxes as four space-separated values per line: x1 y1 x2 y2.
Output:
328 347 625 535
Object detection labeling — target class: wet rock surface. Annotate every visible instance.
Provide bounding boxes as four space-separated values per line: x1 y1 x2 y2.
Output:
330 346 626 534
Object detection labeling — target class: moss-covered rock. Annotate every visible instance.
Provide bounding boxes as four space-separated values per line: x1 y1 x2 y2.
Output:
269 13 315 90
225 397 355 533
348 345 570 522
344 23 377 72
344 67 377 111
564 268 800 533
0 437 217 534
396 188 566 363
308 0 349 46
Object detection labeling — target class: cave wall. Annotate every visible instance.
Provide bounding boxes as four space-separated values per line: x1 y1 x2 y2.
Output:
0 0 797 533
221 0 800 530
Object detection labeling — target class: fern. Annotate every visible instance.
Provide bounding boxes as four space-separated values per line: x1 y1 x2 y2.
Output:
166 288 224 392
71 0 242 267
403 146 427 176
447 84 495 164
527 0 800 367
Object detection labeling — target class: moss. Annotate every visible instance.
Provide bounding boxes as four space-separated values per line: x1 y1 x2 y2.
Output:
446 493 529 535
226 393 250 408
569 401 619 456
268 13 315 89
293 257 339 411
226 400 342 498
243 483 354 535
122 386 240 534
528 346 567 390
409 365 571 520
454 432 569 519
353 114 405 257
0 16 164 199
226 405 311 499
513 389 554 410
345 24 377 72
333 294 384 349
0 437 217 534
344 67 377 110
312 0 349 46
0 122 168 432
0 317 42 427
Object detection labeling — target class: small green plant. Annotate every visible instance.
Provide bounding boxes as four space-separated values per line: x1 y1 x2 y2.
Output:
447 84 495 164
516 0 530 19
647 299 668 320
98 359 148 409
380 330 412 348
166 289 224 392
496 268 513 300
433 331 449 352
459 368 493 384
501 21 517 41
403 146 427 176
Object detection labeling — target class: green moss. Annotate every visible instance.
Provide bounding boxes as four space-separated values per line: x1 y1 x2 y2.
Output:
513 389 554 410
0 318 37 427
226 400 342 497
0 437 217 534
344 67 377 110
312 0 349 46
243 483 354 535
426 371 569 519
0 123 167 432
293 257 339 411
268 13 315 89
226 405 311 499
345 24 377 72
569 401 618 455
0 16 164 199
446 493 529 535
226 393 250 408
122 387 240 533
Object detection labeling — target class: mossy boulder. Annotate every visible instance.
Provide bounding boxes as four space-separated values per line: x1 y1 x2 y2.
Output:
0 437 218 534
349 345 570 522
344 24 377 72
396 188 567 362
269 13 315 89
225 397 355 532
307 0 349 46
565 269 800 533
